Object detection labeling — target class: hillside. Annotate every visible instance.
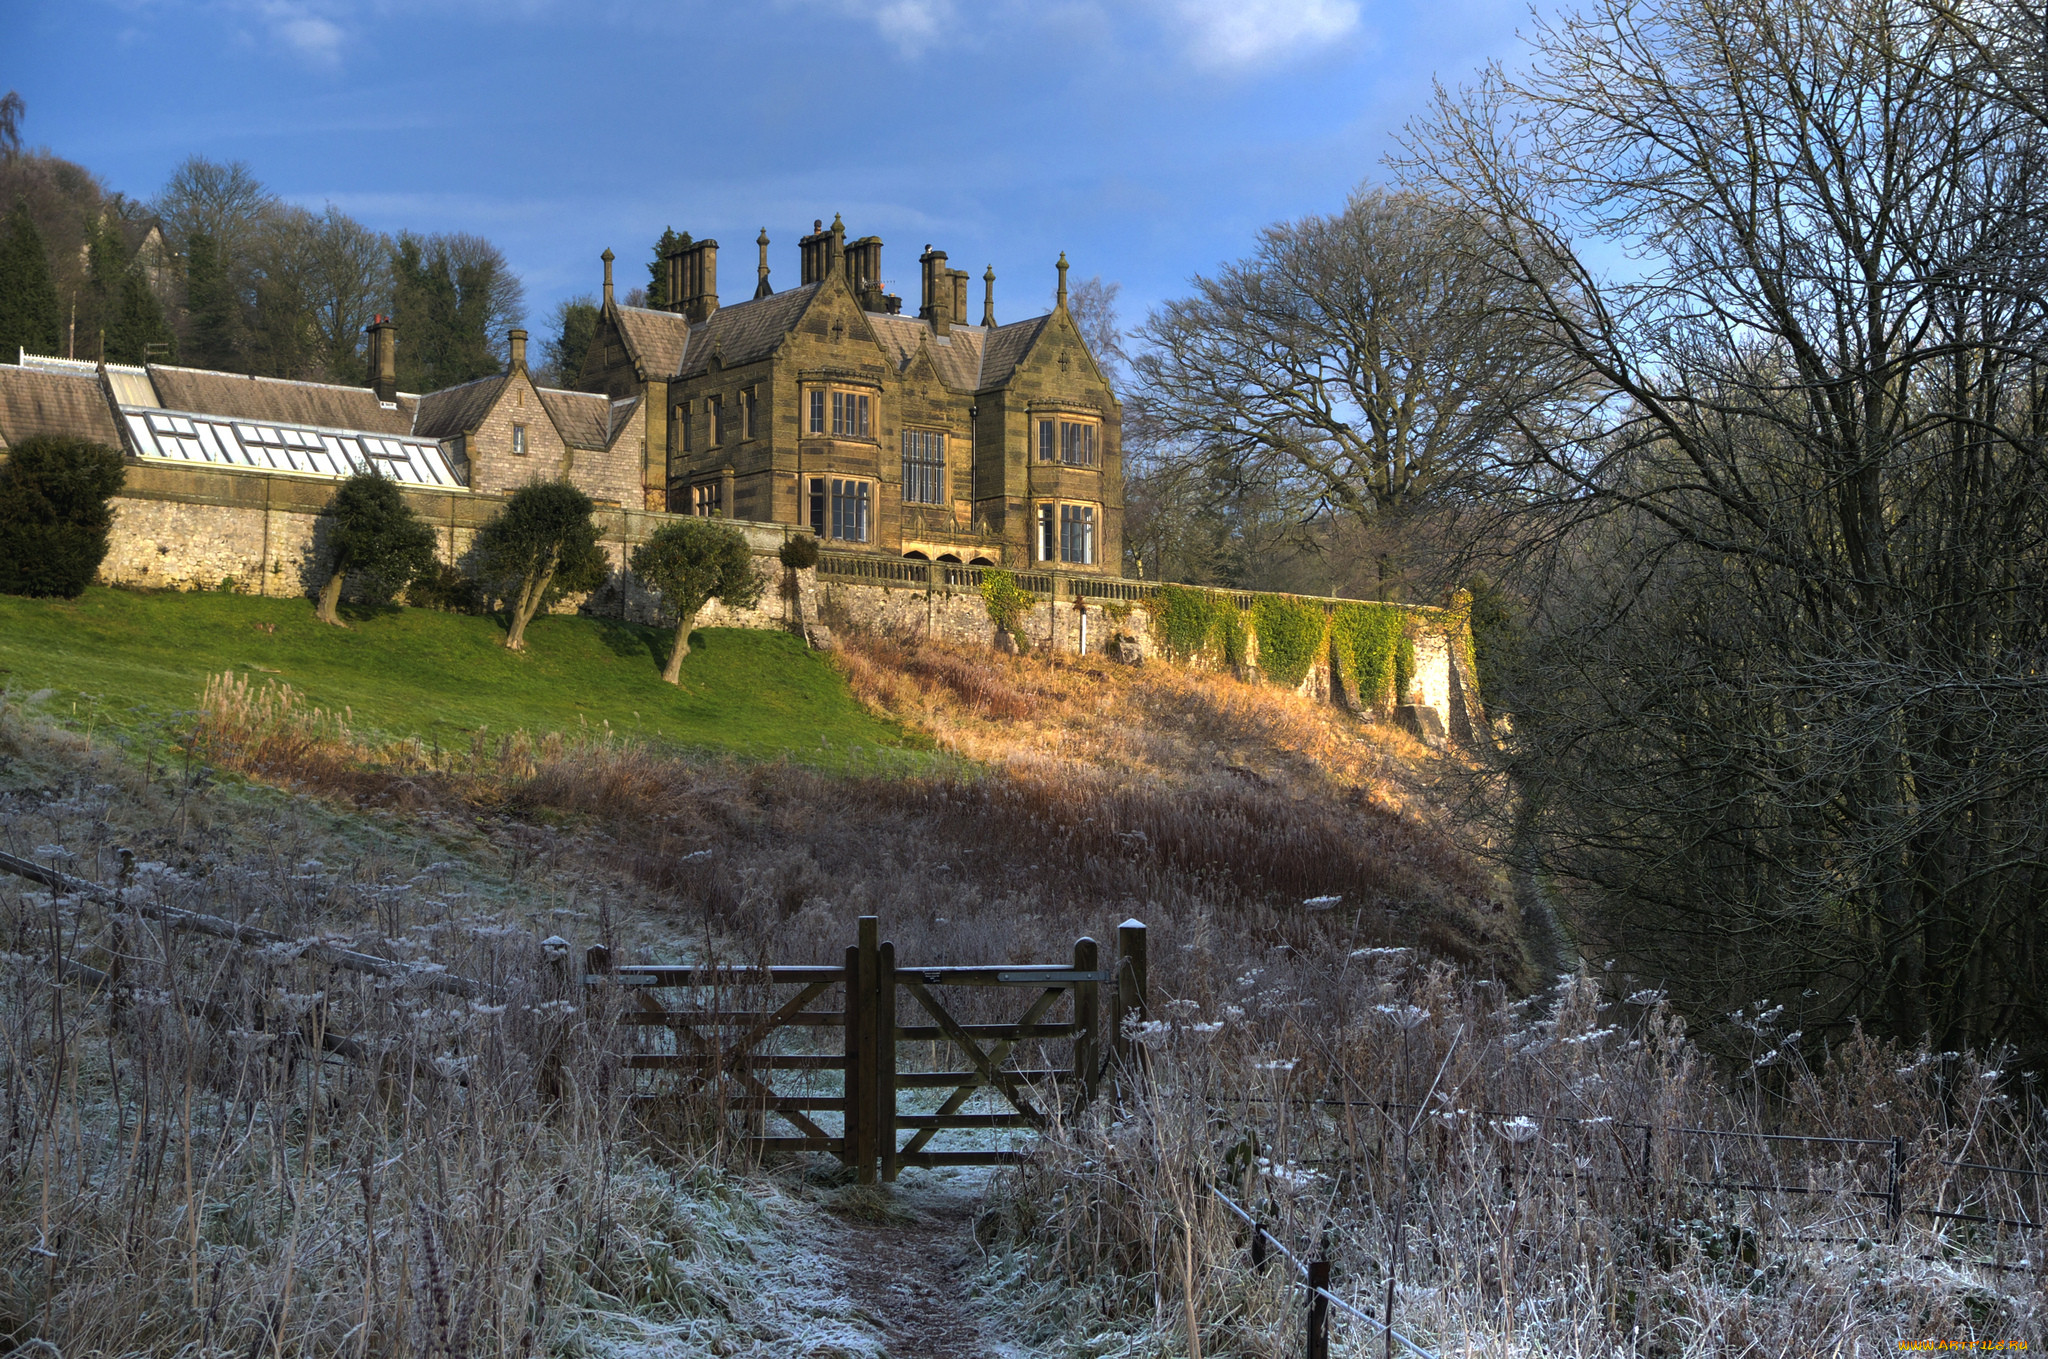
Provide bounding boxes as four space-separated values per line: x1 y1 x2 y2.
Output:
0 595 2037 1356
0 585 920 764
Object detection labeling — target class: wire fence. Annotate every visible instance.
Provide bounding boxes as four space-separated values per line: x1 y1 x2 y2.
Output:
1189 1088 2048 1356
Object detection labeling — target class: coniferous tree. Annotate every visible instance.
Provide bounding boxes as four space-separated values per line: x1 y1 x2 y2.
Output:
182 231 241 369
0 435 125 596
646 227 686 310
542 294 599 387
107 267 175 366
0 200 60 361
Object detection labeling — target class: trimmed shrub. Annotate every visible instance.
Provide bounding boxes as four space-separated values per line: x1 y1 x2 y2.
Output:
315 470 438 624
1250 596 1326 688
0 435 126 598
406 562 485 614
778 534 820 571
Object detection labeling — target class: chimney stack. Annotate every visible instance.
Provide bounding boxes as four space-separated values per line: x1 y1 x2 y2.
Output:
1056 252 1069 311
949 268 969 331
509 328 528 372
919 246 951 335
755 228 773 299
365 316 397 402
601 248 616 307
982 266 997 327
675 239 719 322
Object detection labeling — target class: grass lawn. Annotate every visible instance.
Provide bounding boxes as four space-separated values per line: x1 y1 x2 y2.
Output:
0 586 925 767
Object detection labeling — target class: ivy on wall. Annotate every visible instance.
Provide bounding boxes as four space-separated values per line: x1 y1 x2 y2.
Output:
1154 584 1247 666
1249 595 1326 688
1330 602 1409 708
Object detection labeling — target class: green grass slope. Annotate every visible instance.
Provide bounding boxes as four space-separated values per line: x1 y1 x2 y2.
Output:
0 587 922 765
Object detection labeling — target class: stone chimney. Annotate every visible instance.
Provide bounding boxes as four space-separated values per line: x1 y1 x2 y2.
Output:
675 239 719 322
509 328 528 372
919 246 951 335
949 269 969 331
601 248 616 307
755 228 773 299
1056 252 1069 311
365 316 397 402
982 266 997 327
800 219 828 285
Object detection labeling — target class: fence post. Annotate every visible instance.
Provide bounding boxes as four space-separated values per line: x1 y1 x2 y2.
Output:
1114 919 1149 1074
1890 1136 1905 1236
1074 936 1100 1107
878 938 898 1183
850 919 879 1184
1251 1224 1268 1271
1306 1257 1330 1359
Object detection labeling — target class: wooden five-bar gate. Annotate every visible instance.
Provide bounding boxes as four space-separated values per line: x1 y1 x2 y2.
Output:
587 916 1149 1182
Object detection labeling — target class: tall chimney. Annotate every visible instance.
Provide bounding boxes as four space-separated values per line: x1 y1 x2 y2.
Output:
366 316 397 402
1056 252 1069 311
509 328 528 372
919 246 950 335
982 266 997 327
601 247 616 307
949 269 968 331
755 228 773 299
679 240 719 322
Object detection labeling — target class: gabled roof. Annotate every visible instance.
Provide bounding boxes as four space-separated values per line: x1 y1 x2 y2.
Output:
0 364 121 450
606 396 642 448
535 387 612 449
145 365 418 434
977 315 1052 392
674 284 822 378
612 305 693 379
923 327 988 393
411 373 507 441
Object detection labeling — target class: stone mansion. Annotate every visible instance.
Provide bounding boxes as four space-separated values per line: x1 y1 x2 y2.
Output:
580 216 1123 570
0 216 1124 575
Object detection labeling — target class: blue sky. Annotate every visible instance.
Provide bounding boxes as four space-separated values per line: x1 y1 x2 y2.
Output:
9 0 1536 338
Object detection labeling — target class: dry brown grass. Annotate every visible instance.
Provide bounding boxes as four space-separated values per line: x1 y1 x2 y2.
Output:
14 634 2038 1356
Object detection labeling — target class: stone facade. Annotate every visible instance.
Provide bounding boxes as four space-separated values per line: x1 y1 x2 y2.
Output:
576 219 1122 572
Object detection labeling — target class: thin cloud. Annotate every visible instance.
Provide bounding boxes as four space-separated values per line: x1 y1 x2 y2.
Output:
1157 0 1361 68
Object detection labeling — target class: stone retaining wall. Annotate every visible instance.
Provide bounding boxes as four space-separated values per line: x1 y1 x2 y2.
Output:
95 461 1480 737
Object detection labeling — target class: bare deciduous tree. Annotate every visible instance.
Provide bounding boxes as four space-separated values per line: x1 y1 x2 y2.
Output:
1132 188 1576 539
1408 0 2048 1058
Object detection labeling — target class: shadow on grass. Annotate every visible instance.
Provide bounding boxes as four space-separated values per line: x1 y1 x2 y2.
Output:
335 602 405 624
595 618 669 667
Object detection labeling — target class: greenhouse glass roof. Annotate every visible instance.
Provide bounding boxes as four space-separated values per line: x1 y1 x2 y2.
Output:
121 408 464 488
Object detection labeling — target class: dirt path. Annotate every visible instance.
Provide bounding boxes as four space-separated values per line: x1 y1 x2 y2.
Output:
808 1168 1018 1359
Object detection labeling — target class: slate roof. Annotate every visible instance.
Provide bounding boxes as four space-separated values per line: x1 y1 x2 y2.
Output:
535 387 612 449
612 305 694 380
977 315 1051 391
411 374 507 440
923 327 987 392
0 365 122 450
674 284 822 378
146 365 418 434
607 397 641 447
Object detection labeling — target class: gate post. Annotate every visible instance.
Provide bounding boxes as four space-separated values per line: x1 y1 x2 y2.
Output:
878 939 899 1182
1113 919 1149 1074
1073 936 1100 1106
851 917 880 1183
